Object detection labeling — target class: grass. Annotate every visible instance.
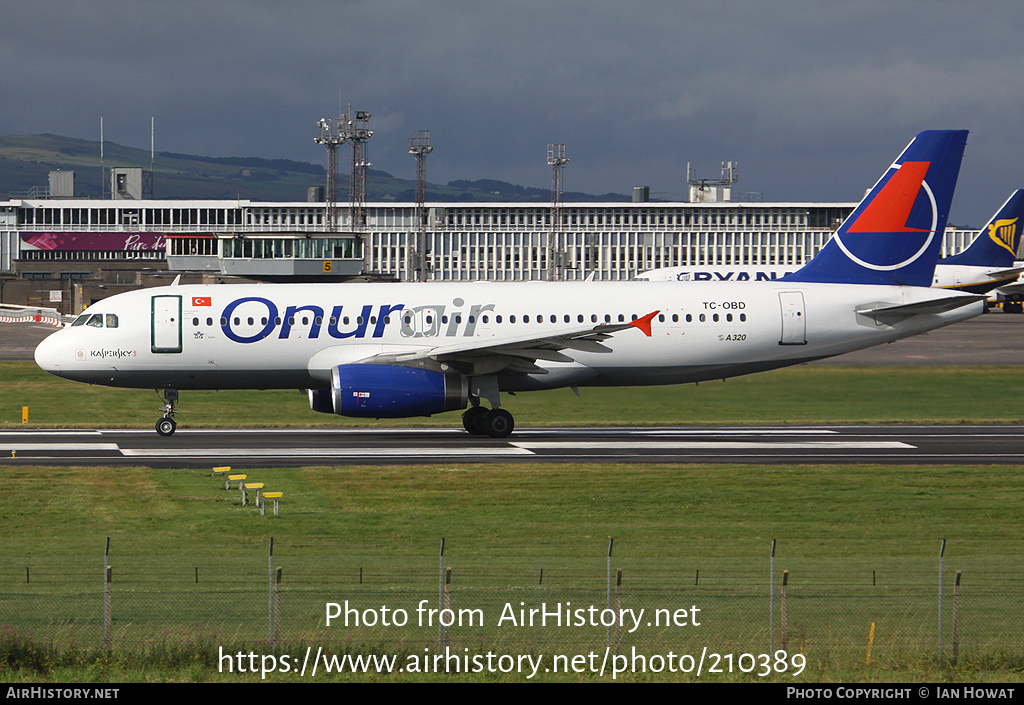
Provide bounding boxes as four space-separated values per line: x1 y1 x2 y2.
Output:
4 362 1024 428
1 463 1024 682
3 362 1024 681
2 462 1024 540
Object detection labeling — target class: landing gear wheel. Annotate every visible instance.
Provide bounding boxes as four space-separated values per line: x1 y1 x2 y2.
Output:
155 388 179 437
462 406 489 435
483 408 514 438
156 417 177 437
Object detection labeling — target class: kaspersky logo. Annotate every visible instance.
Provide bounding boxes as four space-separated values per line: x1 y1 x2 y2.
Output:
987 217 1019 255
831 160 938 271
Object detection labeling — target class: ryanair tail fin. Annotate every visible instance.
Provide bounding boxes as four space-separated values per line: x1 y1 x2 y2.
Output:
941 189 1024 268
784 130 969 287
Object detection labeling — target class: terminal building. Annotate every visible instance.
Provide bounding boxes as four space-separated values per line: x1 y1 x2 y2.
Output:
0 194 983 315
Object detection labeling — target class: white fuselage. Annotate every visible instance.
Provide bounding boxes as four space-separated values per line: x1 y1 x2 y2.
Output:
35 280 982 393
636 263 1019 294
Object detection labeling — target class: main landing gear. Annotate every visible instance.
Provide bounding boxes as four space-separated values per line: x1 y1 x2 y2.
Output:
462 405 515 438
462 375 514 438
155 388 179 437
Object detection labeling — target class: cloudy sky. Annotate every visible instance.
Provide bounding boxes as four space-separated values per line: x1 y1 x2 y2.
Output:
3 0 1024 225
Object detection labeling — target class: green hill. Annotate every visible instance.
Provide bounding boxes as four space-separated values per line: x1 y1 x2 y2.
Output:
0 133 628 203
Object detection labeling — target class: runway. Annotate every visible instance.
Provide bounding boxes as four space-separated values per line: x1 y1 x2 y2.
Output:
5 312 1024 468
2 425 1023 467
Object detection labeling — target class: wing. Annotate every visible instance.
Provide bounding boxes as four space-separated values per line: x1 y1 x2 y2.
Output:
308 310 660 379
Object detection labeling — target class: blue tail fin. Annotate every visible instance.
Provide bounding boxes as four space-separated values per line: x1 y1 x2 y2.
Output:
941 190 1024 267
784 130 969 286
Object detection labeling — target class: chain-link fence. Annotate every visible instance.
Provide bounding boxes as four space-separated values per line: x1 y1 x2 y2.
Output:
1 537 1021 668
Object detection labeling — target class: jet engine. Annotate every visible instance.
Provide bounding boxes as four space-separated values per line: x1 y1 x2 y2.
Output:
309 364 468 418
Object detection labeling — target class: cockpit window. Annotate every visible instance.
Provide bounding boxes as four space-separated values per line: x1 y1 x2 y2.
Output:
71 314 89 327
105 314 119 328
86 314 104 328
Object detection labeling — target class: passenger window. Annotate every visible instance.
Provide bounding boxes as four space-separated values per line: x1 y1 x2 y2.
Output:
192 317 199 326
86 314 103 328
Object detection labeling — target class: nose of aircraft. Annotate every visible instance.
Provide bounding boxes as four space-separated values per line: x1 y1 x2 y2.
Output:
34 331 63 377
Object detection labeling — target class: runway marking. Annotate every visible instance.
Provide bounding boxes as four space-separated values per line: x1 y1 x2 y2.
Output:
119 447 536 458
0 431 104 436
0 443 120 451
512 441 914 450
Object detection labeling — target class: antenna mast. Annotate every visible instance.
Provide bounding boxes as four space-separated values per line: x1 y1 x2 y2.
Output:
547 144 569 281
314 117 347 231
340 108 373 232
408 130 433 281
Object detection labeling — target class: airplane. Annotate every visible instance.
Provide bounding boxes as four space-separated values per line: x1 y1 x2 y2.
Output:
636 190 1024 295
34 130 984 439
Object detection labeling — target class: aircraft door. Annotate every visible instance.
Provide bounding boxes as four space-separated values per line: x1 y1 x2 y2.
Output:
778 291 807 345
151 295 183 353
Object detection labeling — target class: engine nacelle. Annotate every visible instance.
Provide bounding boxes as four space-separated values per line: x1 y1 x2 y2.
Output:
308 387 335 414
324 364 468 418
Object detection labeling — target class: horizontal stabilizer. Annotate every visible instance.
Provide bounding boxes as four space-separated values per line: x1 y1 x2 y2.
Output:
995 281 1024 296
856 294 984 317
983 266 1024 279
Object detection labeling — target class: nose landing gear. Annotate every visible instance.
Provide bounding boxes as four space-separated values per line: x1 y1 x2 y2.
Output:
155 388 179 436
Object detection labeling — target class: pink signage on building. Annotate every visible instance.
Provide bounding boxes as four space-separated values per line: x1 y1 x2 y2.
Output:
21 233 167 252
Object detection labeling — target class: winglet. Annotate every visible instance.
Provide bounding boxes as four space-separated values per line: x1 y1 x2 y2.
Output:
629 310 659 337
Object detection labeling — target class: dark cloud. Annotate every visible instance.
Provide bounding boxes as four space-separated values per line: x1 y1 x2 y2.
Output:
2 0 1023 225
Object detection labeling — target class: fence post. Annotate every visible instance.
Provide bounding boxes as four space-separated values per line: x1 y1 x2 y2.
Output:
606 538 614 647
938 539 946 657
443 567 452 650
770 539 776 653
275 567 282 645
268 538 275 644
615 569 623 653
438 538 445 650
952 570 961 666
103 537 111 653
781 569 789 653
